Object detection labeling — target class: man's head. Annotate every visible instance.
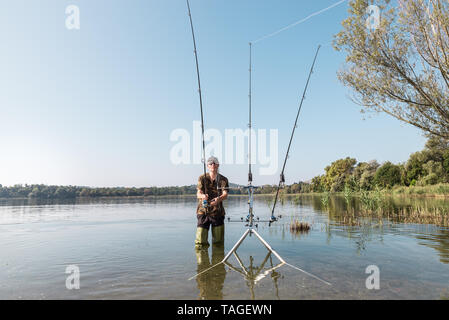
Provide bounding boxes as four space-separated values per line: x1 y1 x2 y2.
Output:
207 156 219 172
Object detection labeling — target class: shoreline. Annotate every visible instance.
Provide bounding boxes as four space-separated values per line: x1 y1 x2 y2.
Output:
1 191 449 201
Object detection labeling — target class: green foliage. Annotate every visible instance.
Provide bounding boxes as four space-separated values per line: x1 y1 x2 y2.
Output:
304 136 449 194
311 175 325 192
334 0 449 139
405 152 425 185
359 187 384 212
324 157 357 192
444 151 449 175
321 191 330 208
343 183 353 205
0 184 201 199
374 162 402 188
392 183 449 196
287 183 301 194
352 160 380 190
406 136 449 185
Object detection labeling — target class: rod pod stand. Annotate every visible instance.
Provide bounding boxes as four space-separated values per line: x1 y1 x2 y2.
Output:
188 225 331 286
188 226 283 280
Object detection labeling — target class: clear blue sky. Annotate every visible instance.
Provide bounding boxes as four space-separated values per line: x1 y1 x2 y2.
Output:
0 0 426 187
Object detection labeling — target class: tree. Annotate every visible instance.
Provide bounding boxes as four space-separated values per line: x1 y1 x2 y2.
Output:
374 161 402 188
352 160 380 190
55 187 68 199
311 175 325 192
80 188 90 197
404 136 449 184
29 187 41 198
420 160 443 185
405 151 426 184
444 150 449 174
334 0 449 138
289 183 301 194
324 157 357 192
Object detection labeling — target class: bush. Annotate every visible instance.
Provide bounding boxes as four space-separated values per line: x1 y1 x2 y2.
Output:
374 162 402 188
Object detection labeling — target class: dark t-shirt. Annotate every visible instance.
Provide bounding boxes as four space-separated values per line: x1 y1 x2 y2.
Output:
196 173 229 216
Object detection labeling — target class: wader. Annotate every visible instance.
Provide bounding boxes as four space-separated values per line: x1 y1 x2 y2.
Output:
195 214 225 249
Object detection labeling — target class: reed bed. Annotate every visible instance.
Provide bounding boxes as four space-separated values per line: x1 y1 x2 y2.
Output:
289 219 311 233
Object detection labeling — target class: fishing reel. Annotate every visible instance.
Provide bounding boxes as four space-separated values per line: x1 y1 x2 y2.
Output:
268 214 283 226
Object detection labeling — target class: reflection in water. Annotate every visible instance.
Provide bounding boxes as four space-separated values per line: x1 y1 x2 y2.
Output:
287 194 449 262
225 252 284 300
194 242 285 300
0 196 201 208
415 229 449 264
195 244 226 300
303 193 449 227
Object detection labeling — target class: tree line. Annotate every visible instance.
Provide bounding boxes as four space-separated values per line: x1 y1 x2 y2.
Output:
309 137 449 193
0 182 304 199
0 184 199 199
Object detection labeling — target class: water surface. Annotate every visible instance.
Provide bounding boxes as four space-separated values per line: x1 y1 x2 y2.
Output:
1 195 448 300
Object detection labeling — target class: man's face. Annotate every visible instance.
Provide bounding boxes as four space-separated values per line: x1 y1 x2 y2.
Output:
207 162 219 172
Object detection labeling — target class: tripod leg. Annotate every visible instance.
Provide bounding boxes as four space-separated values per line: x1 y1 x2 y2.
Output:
222 228 250 262
251 229 286 263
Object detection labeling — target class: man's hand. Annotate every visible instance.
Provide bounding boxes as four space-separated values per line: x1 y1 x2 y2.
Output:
198 193 209 201
209 197 220 206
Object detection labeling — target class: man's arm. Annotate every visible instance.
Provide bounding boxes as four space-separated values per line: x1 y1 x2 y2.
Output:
197 188 208 200
197 175 208 201
219 190 228 201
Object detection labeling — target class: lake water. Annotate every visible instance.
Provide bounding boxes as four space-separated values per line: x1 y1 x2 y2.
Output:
1 195 449 300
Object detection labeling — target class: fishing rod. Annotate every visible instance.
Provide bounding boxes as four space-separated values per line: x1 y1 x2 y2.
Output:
269 45 321 224
227 42 258 227
186 0 209 211
245 41 257 228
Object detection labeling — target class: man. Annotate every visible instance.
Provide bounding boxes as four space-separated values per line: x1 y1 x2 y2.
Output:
195 156 229 249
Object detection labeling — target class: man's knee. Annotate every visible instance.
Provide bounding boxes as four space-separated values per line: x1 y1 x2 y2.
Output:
196 214 210 229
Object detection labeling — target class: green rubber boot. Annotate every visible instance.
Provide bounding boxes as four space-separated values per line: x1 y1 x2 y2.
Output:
195 227 210 249
211 224 225 245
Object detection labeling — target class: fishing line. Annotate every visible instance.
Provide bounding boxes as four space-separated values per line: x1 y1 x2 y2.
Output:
247 1 346 222
284 262 331 286
251 0 348 44
270 45 321 221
